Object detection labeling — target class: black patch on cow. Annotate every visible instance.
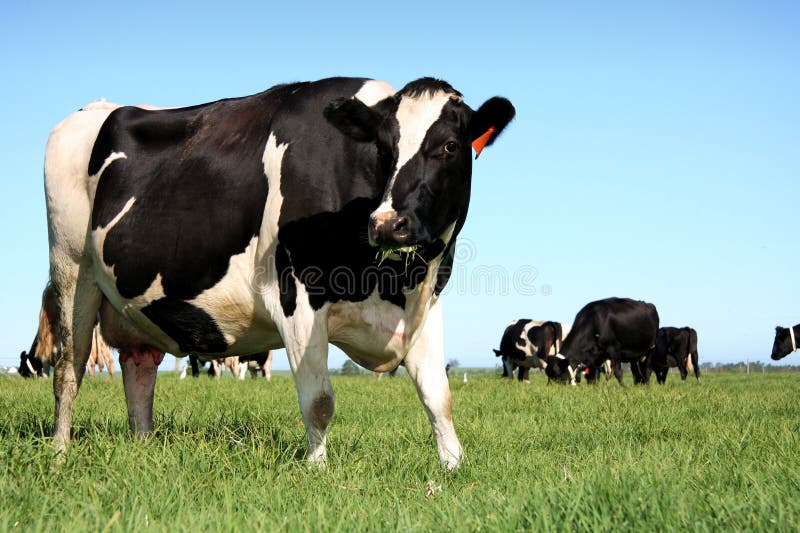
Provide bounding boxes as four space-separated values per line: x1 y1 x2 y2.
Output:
495 319 533 361
275 197 444 316
141 298 228 353
90 83 304 300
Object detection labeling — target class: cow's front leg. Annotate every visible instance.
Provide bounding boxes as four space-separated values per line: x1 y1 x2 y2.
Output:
403 299 463 470
120 347 163 436
281 312 334 466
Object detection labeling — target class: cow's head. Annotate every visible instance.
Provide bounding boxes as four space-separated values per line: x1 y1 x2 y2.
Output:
325 78 515 252
771 326 797 360
544 355 579 384
18 350 44 378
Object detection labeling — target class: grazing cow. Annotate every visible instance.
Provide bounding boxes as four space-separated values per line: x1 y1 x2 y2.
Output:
238 352 273 381
771 324 799 360
647 327 698 384
18 340 47 378
492 320 568 382
38 77 514 469
545 297 659 385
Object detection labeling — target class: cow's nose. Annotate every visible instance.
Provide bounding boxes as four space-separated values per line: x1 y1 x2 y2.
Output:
370 215 410 246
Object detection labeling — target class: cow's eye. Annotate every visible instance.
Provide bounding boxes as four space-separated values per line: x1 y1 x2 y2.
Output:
444 141 458 154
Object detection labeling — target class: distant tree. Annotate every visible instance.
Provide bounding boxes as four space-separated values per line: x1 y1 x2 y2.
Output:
341 360 362 376
447 358 460 369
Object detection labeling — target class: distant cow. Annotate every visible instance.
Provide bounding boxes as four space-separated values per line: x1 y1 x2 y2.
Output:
647 327 698 383
771 324 799 360
18 339 47 378
493 320 567 382
545 297 659 385
239 352 273 380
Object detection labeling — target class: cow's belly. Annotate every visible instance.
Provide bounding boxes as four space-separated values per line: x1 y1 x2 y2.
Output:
93 236 280 356
327 292 409 372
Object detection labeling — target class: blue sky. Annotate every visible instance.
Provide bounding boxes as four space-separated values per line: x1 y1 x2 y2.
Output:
1 1 797 370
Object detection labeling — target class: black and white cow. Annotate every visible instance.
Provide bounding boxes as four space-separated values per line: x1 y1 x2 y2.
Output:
492 320 567 382
771 324 799 360
647 327 698 384
39 77 514 469
18 338 47 378
545 297 659 385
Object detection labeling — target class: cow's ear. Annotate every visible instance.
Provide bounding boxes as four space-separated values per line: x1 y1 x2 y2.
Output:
469 97 515 158
776 326 783 333
324 98 381 142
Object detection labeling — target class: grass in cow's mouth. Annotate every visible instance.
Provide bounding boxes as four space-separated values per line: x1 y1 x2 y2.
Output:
376 244 422 271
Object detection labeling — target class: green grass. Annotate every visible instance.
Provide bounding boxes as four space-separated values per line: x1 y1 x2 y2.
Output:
1 372 799 531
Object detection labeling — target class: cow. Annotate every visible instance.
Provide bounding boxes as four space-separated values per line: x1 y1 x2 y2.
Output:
18 341 47 378
492 320 568 382
545 297 659 386
646 327 698 383
238 352 273 381
771 324 799 360
38 77 514 469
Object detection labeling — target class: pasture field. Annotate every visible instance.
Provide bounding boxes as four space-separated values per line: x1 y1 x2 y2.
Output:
2 371 799 532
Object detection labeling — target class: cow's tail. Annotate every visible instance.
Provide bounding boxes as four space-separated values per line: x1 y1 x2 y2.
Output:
33 282 59 365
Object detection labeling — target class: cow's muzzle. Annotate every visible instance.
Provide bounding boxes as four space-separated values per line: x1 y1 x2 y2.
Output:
368 210 410 248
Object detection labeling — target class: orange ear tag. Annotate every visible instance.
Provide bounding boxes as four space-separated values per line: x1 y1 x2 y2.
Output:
471 126 495 159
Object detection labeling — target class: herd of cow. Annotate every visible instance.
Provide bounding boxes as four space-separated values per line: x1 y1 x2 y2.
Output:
491 297 702 385
11 75 799 469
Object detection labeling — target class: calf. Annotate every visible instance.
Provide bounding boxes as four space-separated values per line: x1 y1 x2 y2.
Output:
545 297 659 386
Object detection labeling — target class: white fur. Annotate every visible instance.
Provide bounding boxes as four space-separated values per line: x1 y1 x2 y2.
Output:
374 90 452 214
354 79 395 107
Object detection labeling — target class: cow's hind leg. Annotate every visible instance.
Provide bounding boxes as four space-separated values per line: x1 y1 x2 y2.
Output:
120 347 163 436
403 300 463 470
51 266 102 452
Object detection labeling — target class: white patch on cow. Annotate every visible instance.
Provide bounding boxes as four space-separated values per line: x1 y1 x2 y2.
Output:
189 236 273 352
378 90 452 210
261 133 289 243
568 365 578 386
91 152 127 179
556 353 566 360
354 79 395 107
329 290 407 371
92 197 136 292
439 222 457 246
45 102 123 275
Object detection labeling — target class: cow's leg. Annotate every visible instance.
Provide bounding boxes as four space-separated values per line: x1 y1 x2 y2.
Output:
691 352 701 381
189 355 200 377
264 351 273 381
501 357 512 379
612 361 624 386
675 354 689 381
518 365 530 383
120 347 163 436
403 300 463 470
52 268 102 452
211 359 222 378
279 311 334 466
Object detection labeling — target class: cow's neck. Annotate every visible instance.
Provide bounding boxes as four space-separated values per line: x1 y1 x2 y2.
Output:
402 256 443 347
